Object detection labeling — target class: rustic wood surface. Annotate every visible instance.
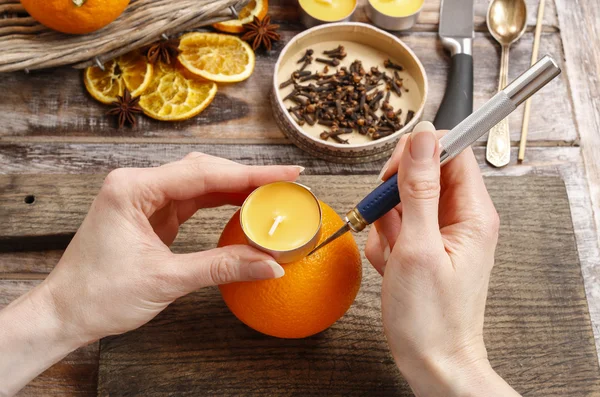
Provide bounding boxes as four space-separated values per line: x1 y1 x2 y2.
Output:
1 171 600 395
554 0 600 343
2 0 600 394
95 175 600 396
0 0 575 145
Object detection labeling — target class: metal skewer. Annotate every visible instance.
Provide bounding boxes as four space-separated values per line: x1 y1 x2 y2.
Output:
308 56 561 256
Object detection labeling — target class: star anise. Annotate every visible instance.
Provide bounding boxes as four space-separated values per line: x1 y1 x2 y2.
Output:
107 89 142 128
144 37 180 65
241 15 280 51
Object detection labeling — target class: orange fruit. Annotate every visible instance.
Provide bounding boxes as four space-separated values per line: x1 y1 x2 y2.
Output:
20 0 129 35
212 0 268 34
138 61 217 121
218 201 362 339
84 51 153 104
178 33 255 83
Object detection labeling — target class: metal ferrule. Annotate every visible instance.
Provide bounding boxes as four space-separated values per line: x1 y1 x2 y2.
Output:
345 208 368 232
441 37 472 56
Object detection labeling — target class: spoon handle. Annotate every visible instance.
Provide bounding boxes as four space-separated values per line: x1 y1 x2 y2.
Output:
487 45 511 167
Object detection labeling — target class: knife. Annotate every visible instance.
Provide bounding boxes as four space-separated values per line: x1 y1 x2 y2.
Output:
308 56 561 256
433 0 475 130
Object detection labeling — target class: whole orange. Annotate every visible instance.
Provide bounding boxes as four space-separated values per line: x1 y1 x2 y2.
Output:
218 201 362 339
20 0 130 34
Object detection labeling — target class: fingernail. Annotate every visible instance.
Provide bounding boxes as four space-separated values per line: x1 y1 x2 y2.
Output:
410 130 437 160
294 166 306 174
411 121 436 133
377 158 391 182
248 260 285 280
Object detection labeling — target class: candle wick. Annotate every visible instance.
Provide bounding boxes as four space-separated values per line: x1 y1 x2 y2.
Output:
268 216 285 236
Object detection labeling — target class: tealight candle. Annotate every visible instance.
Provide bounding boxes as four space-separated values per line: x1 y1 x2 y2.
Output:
369 0 423 17
366 0 424 31
240 182 322 263
298 0 357 28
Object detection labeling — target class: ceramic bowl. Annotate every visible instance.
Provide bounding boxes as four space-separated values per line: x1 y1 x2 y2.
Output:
271 22 428 164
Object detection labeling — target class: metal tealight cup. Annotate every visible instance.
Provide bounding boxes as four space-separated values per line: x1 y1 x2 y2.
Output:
240 182 323 264
366 0 424 31
299 0 358 29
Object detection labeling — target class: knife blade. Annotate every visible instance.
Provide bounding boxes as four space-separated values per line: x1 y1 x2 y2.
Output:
434 0 475 130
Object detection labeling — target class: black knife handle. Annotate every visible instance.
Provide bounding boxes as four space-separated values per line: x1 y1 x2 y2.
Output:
433 53 474 130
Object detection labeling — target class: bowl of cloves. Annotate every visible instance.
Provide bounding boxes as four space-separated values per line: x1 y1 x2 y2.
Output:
270 22 428 163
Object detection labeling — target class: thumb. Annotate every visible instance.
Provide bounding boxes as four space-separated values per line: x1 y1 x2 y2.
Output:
171 245 285 292
396 129 441 240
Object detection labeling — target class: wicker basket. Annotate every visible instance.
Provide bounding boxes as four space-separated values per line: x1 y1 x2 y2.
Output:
0 0 249 73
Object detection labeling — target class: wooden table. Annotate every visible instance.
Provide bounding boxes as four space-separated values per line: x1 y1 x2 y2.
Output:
1 0 599 395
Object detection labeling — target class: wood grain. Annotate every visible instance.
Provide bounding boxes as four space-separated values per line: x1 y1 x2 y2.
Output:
554 0 600 353
2 160 599 392
93 175 600 396
0 280 99 396
0 31 575 144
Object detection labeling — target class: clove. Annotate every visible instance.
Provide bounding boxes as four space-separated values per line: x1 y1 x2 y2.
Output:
384 58 404 71
303 113 316 126
316 58 340 67
297 49 314 63
279 77 295 89
323 45 344 55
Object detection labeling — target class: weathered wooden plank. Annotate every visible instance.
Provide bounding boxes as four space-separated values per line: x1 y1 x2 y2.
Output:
0 280 99 396
2 144 599 366
554 0 600 356
0 30 575 144
94 175 600 396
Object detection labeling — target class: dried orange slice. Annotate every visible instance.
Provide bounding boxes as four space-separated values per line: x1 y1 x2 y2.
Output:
138 62 217 121
84 51 153 105
178 33 255 83
212 0 268 33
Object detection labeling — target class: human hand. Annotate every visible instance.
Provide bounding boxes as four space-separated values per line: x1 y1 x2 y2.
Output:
0 153 304 396
42 153 303 345
366 122 518 396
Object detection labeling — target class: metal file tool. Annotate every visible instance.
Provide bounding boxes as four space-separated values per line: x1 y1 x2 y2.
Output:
308 55 561 256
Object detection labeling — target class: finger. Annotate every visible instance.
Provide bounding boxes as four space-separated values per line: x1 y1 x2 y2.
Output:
439 146 494 225
378 121 438 182
137 159 304 215
162 152 239 167
365 226 387 276
396 129 442 241
170 245 285 293
373 209 402 251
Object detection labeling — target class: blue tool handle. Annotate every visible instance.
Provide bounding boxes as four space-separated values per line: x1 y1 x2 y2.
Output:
356 174 400 225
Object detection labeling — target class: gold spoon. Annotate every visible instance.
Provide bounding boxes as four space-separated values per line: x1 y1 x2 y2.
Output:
485 0 527 167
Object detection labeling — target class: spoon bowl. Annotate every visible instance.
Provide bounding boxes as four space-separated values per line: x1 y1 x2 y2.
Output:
487 0 528 45
485 0 527 168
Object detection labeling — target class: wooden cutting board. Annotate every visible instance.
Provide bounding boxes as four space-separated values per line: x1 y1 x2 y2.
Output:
1 174 599 395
